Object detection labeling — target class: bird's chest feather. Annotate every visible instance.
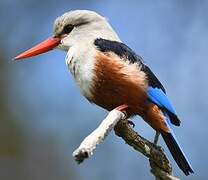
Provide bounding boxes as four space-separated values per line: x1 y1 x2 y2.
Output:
66 46 95 100
91 52 148 115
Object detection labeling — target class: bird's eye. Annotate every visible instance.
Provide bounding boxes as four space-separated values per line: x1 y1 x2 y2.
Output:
63 24 74 34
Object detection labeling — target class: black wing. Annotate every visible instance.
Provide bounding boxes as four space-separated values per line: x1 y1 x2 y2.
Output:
94 38 166 93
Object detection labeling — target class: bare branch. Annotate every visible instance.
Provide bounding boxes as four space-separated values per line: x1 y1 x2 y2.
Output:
73 108 179 179
73 109 126 163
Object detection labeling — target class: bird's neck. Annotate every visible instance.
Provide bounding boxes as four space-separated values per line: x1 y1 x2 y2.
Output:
65 41 97 100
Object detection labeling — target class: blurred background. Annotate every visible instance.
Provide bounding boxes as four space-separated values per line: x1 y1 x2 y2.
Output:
0 0 207 179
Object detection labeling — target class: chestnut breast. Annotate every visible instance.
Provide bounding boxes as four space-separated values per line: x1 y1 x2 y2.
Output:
91 52 149 115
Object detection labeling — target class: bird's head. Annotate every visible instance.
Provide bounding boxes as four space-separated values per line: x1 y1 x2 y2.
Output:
14 10 120 60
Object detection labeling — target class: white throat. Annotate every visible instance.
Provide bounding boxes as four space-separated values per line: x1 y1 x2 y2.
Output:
65 41 96 100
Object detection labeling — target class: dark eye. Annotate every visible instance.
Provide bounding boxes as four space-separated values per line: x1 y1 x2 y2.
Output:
63 24 74 34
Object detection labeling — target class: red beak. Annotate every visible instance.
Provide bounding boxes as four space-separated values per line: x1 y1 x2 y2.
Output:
14 37 61 60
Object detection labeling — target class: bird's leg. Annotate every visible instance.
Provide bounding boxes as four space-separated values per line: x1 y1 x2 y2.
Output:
115 104 128 112
115 105 135 128
114 104 129 136
154 131 160 145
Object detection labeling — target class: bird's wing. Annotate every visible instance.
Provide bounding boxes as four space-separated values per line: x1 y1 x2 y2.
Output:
94 38 180 126
94 38 166 92
147 87 180 126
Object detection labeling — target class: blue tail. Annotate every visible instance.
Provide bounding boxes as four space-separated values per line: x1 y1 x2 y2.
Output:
162 114 194 175
147 86 193 175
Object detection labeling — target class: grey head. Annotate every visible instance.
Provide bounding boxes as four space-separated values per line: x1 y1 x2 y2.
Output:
53 10 120 51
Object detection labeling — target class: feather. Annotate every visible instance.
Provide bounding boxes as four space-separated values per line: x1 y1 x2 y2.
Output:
94 38 166 92
162 113 194 175
147 87 180 126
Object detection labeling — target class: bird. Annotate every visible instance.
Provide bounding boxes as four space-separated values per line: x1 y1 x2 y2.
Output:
14 10 194 176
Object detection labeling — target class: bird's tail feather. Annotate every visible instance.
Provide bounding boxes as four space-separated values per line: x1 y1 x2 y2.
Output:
162 114 194 176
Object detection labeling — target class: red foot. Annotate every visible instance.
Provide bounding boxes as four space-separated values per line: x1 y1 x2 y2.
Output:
115 104 128 112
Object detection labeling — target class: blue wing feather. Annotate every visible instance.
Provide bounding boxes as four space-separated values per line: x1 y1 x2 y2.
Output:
147 86 181 126
147 87 176 115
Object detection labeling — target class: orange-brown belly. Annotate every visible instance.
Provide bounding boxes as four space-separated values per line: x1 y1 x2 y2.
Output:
91 52 148 116
91 84 147 116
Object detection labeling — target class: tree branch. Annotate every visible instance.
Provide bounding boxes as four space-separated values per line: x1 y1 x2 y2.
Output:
114 119 179 180
73 109 126 163
73 108 179 180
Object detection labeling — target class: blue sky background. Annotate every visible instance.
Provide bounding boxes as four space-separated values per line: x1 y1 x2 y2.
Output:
0 0 207 179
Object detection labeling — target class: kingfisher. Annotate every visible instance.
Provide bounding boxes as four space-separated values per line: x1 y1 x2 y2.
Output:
14 10 193 175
